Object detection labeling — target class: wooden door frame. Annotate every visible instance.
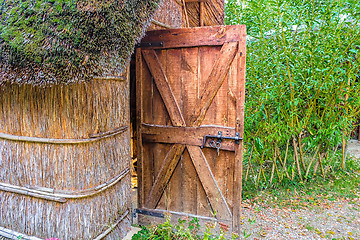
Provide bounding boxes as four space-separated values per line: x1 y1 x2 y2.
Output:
135 25 246 234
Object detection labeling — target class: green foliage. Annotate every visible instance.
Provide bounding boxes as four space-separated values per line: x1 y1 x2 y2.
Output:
0 0 160 85
225 0 360 187
132 216 239 240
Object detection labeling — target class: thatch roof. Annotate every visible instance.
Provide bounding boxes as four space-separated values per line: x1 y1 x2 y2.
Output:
0 0 160 86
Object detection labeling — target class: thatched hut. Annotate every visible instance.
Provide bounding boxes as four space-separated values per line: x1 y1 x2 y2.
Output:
0 1 159 239
0 0 227 239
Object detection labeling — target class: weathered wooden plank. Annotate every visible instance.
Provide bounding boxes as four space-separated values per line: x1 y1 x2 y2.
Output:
190 42 238 126
211 44 232 214
152 49 171 210
141 124 236 151
225 50 239 212
142 49 187 209
165 48 183 212
232 30 247 234
137 48 155 207
136 48 145 208
196 45 219 217
145 144 186 208
181 47 199 214
141 25 244 49
187 145 232 220
142 49 186 127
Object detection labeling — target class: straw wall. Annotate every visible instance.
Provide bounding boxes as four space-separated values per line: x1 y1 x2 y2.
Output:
148 0 183 30
183 0 224 27
0 74 131 239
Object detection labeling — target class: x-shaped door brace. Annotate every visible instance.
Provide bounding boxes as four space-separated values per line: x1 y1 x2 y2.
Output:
141 42 238 220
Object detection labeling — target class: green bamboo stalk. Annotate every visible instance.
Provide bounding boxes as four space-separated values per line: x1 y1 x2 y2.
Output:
292 136 303 181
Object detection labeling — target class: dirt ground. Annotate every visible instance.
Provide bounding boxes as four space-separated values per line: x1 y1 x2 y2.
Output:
240 199 360 240
239 140 360 240
347 140 360 160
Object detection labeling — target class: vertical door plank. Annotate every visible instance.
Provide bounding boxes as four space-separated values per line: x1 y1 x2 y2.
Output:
197 45 219 217
181 47 199 214
213 62 231 210
145 144 186 208
141 49 188 209
225 54 239 211
135 48 143 207
233 26 247 233
190 42 238 127
187 145 232 220
152 50 171 210
137 48 155 207
166 48 184 212
141 50 186 127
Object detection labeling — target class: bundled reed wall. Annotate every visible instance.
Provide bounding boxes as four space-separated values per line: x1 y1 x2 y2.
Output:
0 74 131 239
149 0 183 30
183 0 224 27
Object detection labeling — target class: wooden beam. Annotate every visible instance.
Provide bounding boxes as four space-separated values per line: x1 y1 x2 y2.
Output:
142 49 188 208
233 34 247 234
142 50 186 127
136 48 145 208
190 42 239 126
141 25 245 49
141 124 236 151
144 144 186 208
187 145 232 220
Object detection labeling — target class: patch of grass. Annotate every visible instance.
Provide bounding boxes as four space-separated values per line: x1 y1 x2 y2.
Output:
243 158 360 208
132 216 239 240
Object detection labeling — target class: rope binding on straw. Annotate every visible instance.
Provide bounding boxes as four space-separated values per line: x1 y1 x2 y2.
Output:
0 168 130 203
0 125 128 144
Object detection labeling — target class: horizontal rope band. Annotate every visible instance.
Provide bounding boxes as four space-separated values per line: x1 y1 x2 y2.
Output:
92 76 127 81
0 125 128 144
0 210 130 240
0 226 42 240
0 168 130 203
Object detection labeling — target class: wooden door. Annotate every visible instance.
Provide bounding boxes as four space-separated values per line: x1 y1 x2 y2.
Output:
136 25 246 233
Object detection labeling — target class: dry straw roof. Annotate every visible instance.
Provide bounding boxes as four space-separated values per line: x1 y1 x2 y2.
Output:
0 0 160 86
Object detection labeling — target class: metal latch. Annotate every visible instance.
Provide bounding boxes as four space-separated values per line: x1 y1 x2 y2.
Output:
201 131 243 152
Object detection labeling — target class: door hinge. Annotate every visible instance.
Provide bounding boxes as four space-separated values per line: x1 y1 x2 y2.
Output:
133 209 164 218
135 42 164 48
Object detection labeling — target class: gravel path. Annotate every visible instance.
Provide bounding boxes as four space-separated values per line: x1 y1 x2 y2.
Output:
240 199 360 240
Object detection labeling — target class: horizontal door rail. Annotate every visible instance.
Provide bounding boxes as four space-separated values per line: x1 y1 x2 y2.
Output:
141 123 237 151
140 25 245 49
